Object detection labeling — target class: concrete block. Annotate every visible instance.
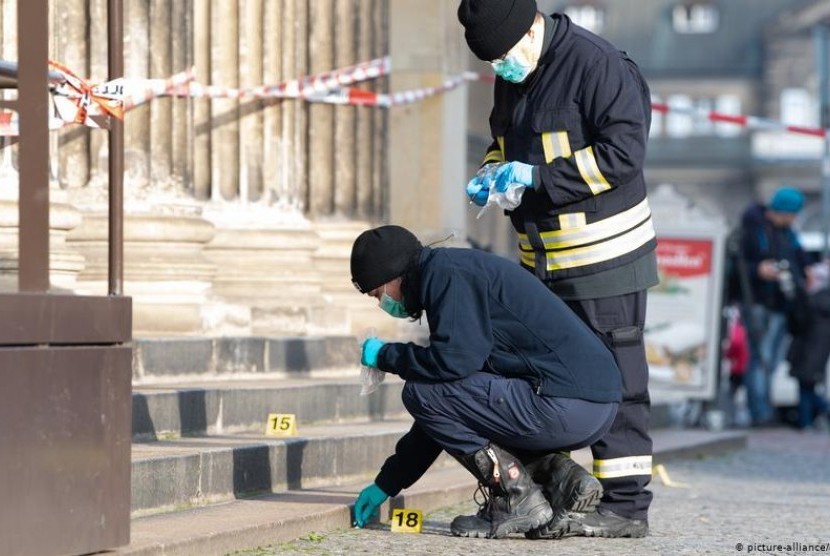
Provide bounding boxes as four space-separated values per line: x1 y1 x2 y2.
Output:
136 339 214 378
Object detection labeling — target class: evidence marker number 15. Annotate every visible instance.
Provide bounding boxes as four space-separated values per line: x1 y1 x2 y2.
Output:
265 413 297 437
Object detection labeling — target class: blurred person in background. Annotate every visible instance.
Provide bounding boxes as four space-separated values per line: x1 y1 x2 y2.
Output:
787 260 830 431
737 186 810 427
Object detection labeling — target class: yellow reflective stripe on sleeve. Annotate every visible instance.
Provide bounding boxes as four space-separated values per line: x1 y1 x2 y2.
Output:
558 212 586 230
593 456 653 479
575 146 612 195
541 131 572 163
518 216 655 270
497 136 505 159
483 149 505 164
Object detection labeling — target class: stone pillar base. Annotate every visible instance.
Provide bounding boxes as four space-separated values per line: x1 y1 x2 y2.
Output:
203 205 346 336
67 208 216 336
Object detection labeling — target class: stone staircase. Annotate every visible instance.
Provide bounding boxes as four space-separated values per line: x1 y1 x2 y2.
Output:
109 335 749 555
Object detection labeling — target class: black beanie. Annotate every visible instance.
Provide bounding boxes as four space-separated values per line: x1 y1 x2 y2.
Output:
457 0 537 61
350 225 423 294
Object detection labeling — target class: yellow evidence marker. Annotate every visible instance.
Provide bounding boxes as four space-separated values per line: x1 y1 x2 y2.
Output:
390 509 423 533
265 413 297 437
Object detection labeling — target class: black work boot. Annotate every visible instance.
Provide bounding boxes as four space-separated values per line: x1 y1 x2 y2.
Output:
549 507 649 538
450 443 553 538
448 484 492 538
524 452 603 539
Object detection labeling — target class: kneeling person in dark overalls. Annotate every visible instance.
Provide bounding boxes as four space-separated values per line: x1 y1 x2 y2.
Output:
350 225 621 539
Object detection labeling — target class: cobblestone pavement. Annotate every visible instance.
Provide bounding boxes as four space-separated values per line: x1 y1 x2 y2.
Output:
229 429 830 556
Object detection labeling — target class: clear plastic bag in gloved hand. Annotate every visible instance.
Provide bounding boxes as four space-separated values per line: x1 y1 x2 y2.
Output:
358 328 386 396
476 182 526 219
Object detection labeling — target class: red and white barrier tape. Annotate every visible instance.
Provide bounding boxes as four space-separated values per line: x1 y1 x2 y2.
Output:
650 102 825 139
1 55 827 143
167 56 390 101
304 71 480 107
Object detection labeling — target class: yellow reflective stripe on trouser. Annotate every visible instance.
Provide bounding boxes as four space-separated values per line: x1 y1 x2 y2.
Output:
519 217 655 270
541 131 571 163
594 456 653 479
575 146 612 195
497 136 505 159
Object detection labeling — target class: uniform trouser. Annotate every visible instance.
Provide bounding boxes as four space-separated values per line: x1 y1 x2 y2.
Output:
401 372 618 458
564 290 653 520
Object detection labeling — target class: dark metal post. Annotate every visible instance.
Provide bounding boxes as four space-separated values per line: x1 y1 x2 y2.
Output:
108 0 124 295
816 24 830 260
17 0 50 291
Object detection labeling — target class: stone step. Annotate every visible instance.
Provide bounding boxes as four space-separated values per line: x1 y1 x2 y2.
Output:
116 429 749 556
130 418 446 517
132 336 363 384
132 377 407 440
132 375 674 440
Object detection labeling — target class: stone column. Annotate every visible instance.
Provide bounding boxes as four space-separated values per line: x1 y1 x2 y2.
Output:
334 0 357 216
211 1 240 201
53 0 90 190
124 0 151 189
240 0 264 202
149 0 173 187
308 0 335 216
387 0 468 240
355 0 374 219
193 1 212 200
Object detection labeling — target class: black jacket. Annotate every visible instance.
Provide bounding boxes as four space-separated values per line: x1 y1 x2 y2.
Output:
377 247 621 401
788 288 830 385
482 14 656 281
739 203 809 312
374 247 621 496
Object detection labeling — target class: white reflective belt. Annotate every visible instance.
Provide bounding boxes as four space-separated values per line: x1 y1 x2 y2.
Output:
593 455 653 479
519 216 655 271
518 198 652 249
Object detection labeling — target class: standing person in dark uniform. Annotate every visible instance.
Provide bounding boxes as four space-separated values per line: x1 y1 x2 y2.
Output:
456 0 658 538
349 225 621 540
738 186 810 426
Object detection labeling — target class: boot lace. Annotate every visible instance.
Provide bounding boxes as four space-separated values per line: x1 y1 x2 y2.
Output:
473 482 493 518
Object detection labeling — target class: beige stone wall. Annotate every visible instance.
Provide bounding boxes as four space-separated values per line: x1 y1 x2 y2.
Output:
0 1 465 340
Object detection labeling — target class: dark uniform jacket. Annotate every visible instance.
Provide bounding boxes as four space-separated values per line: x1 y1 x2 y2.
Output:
373 246 621 496
482 14 656 282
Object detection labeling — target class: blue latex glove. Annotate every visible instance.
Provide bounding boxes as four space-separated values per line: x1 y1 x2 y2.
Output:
465 163 501 207
361 337 385 368
466 177 490 206
354 483 389 527
492 161 535 192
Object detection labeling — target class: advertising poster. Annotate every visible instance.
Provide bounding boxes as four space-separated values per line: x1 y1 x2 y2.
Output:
645 233 725 400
